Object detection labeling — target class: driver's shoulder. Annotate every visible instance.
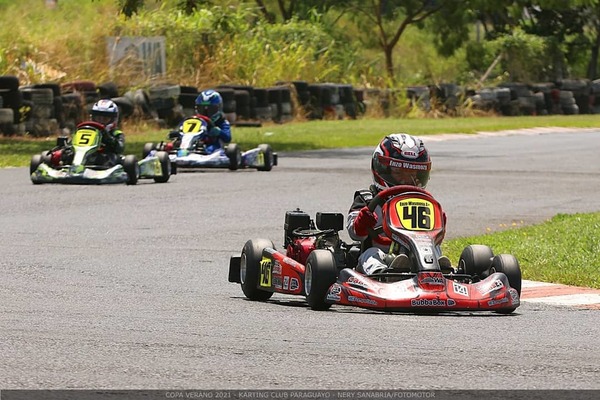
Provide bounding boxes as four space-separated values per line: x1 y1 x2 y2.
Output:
353 188 374 202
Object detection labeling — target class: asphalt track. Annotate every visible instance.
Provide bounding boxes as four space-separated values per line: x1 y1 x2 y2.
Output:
0 128 599 390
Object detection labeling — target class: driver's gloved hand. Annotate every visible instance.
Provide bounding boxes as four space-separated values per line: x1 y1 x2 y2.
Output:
102 133 116 147
208 126 222 137
354 206 377 236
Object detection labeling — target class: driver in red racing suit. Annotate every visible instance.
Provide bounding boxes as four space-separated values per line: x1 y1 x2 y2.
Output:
347 133 449 275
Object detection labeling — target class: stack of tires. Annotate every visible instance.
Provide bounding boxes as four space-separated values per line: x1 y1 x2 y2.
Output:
178 85 199 118
498 82 536 116
306 83 344 120
217 85 255 122
591 79 600 114
20 86 58 136
292 81 311 118
0 75 22 135
148 84 183 127
213 87 236 124
339 84 357 119
253 88 271 121
407 86 431 112
270 85 293 123
558 79 589 115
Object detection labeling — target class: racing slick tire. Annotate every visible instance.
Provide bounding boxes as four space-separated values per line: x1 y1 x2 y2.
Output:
257 143 274 172
123 154 139 185
225 143 242 171
240 239 275 301
153 151 171 183
459 245 493 276
490 254 522 314
305 250 338 311
30 153 44 183
490 254 522 296
142 142 156 158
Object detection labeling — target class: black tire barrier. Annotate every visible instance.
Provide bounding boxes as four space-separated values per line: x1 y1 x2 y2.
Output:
111 96 135 118
179 85 198 94
178 93 198 109
98 82 119 99
0 75 20 91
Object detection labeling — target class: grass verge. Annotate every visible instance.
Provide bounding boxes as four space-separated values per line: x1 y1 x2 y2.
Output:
443 213 600 289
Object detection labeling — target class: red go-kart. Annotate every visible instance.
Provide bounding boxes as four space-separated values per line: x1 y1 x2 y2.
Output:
228 185 521 313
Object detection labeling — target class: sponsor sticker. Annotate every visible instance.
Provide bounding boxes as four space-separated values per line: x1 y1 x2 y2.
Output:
488 297 509 306
290 278 299 291
348 295 378 306
348 276 370 289
411 298 447 307
477 279 504 295
452 282 469 297
283 276 289 290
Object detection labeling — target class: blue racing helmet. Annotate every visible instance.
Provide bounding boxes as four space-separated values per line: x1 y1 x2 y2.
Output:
195 90 223 123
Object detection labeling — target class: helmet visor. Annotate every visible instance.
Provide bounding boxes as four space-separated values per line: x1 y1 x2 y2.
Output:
91 110 117 125
196 104 220 117
373 154 431 187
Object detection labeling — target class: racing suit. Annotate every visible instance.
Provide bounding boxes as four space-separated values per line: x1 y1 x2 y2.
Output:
100 128 125 165
347 185 395 275
197 114 231 154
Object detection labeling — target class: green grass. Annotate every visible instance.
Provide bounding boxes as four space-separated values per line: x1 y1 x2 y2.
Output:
443 213 600 289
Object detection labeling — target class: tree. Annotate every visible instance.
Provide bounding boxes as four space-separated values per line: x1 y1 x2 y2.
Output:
119 0 145 17
336 0 452 84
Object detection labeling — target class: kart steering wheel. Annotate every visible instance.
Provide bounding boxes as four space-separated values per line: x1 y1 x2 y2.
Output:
365 185 433 240
368 185 432 212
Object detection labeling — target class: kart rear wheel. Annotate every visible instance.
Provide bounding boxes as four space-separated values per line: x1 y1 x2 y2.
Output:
142 142 156 158
490 254 522 295
257 143 273 172
459 245 493 276
240 239 275 301
153 151 171 183
225 143 242 171
123 154 139 185
305 250 338 311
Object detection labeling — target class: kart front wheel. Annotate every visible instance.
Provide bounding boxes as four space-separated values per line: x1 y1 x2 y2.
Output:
153 151 171 183
30 154 44 184
257 143 274 172
240 239 275 301
225 143 242 171
305 250 338 311
459 245 493 276
490 254 522 296
123 154 139 185
30 153 44 174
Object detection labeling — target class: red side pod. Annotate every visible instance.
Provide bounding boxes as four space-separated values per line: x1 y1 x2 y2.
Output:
269 250 305 295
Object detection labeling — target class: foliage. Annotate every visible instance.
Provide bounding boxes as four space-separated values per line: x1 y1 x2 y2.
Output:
2 1 600 94
489 28 553 82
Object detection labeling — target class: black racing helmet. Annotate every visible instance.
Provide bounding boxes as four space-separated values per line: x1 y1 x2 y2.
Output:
371 133 431 190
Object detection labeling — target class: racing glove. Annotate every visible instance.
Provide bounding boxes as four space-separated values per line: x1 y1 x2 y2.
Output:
102 133 116 148
208 126 222 137
353 206 377 236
